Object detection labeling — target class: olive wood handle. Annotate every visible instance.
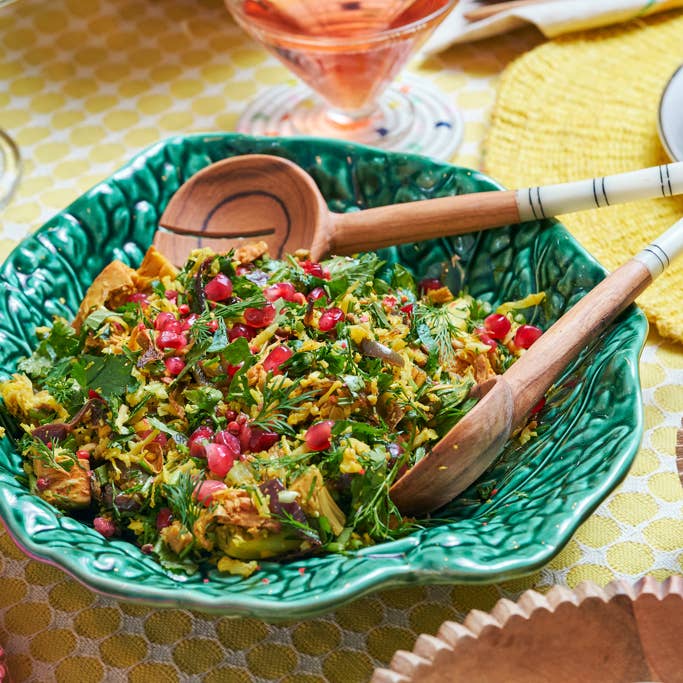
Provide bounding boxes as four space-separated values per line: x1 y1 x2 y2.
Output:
328 190 520 254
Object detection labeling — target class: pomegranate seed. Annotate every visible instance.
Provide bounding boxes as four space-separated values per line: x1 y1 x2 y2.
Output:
228 323 254 341
164 356 185 376
154 312 176 331
194 480 228 506
205 273 233 301
165 290 178 301
238 423 252 451
94 516 116 538
263 345 293 374
206 443 235 477
214 430 242 459
181 313 199 331
157 330 188 350
264 282 297 302
167 320 185 335
301 260 324 278
307 286 328 303
484 313 511 340
224 409 237 421
227 421 240 433
178 303 190 315
189 425 214 458
418 278 443 294
153 432 168 447
244 304 276 328
36 477 49 491
401 303 414 315
305 420 334 451
76 449 90 460
318 307 345 332
207 320 219 332
531 397 546 415
155 508 173 530
249 428 279 452
128 292 149 306
237 413 248 424
476 328 498 352
226 362 242 378
515 324 543 349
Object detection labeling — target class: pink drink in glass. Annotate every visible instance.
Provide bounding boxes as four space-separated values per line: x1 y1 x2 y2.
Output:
228 0 455 123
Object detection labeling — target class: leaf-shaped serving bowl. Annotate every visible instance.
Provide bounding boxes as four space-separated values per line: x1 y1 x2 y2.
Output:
0 134 647 620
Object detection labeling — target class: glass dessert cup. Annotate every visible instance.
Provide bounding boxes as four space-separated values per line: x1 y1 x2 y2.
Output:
0 0 21 208
224 0 463 160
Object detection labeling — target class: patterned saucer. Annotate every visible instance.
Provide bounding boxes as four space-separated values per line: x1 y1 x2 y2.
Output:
237 74 464 161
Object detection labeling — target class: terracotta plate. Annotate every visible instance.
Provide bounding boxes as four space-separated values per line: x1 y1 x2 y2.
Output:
373 577 683 683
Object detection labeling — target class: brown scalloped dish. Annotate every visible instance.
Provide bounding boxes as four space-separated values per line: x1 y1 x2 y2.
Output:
373 577 683 683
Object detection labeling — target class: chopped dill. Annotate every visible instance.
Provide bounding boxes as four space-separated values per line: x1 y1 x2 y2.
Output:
251 376 317 435
162 472 203 531
410 302 461 365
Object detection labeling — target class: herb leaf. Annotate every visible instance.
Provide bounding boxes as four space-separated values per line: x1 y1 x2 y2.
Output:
83 354 135 399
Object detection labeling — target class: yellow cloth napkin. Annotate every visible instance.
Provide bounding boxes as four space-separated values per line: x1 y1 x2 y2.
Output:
484 10 683 342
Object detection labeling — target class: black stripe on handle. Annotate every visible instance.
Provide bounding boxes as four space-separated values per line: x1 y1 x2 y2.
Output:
528 187 539 220
535 186 546 219
643 245 669 270
659 165 668 197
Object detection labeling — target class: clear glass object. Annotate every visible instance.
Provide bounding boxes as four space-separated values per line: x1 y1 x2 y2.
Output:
0 0 21 209
224 0 463 160
0 130 20 210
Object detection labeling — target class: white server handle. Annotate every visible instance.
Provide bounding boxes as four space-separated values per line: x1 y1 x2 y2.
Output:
634 217 683 278
516 162 683 221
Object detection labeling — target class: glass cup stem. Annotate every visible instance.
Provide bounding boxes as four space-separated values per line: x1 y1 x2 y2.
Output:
0 130 21 209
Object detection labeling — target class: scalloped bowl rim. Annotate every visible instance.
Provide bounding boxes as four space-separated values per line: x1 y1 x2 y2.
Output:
0 133 648 619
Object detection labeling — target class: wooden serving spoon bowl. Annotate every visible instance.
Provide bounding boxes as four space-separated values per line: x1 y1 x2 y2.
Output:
156 154 683 266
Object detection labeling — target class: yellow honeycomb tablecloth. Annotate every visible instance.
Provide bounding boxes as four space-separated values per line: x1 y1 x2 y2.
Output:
1 1 682 680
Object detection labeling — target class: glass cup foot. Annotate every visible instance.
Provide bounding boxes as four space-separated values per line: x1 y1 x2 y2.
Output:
237 74 464 161
0 130 21 210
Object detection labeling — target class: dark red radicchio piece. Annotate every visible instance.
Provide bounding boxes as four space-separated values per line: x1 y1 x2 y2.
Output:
259 478 320 546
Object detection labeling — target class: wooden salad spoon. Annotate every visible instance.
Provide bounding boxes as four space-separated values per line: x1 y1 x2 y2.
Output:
390 217 683 515
156 154 683 265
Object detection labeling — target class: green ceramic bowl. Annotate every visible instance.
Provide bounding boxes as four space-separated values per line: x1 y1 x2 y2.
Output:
0 134 647 620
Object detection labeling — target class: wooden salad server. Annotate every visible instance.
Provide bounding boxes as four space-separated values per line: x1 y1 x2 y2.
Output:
389 217 683 515
155 154 683 265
